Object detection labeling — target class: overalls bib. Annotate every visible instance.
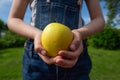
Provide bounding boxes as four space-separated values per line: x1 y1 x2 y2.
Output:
22 0 92 80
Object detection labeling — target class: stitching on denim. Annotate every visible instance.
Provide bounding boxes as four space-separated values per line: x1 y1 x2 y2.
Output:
62 5 67 24
73 10 76 28
35 0 41 28
50 2 58 22
49 2 52 22
37 2 78 11
30 1 80 29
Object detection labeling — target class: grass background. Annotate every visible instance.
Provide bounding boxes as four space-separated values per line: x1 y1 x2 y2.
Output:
0 47 23 80
0 46 120 80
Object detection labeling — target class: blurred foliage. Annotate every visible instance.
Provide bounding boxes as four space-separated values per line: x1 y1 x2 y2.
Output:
0 19 8 30
0 30 26 49
0 19 26 49
102 0 120 27
0 19 8 37
88 25 120 50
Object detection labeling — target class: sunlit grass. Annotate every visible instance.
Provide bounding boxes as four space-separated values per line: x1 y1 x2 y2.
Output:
89 46 120 80
0 47 120 80
0 47 23 80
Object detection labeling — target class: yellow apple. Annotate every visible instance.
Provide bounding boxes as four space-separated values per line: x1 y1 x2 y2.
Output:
41 23 73 57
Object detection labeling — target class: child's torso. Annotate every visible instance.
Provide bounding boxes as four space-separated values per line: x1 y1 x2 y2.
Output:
29 0 84 30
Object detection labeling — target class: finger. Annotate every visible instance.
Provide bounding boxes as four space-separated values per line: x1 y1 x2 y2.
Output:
78 41 84 53
38 53 56 65
74 41 84 56
70 31 81 51
34 38 41 51
58 43 83 60
58 50 75 59
55 56 77 68
34 37 47 55
34 44 47 55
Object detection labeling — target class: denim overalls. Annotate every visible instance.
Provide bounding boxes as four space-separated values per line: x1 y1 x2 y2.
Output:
22 0 92 80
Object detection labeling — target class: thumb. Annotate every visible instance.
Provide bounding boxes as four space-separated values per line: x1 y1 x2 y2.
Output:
70 30 81 51
70 39 80 51
34 37 47 55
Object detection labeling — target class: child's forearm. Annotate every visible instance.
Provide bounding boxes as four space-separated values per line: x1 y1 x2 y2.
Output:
7 0 40 40
77 0 105 40
7 18 42 39
77 16 105 39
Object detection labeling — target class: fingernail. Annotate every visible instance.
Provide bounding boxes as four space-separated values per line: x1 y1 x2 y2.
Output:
41 50 46 55
71 44 76 50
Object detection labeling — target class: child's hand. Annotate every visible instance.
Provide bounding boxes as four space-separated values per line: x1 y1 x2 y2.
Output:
34 31 56 64
54 29 83 68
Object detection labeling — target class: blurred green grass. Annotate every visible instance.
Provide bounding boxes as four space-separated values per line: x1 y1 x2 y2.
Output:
0 47 120 80
89 47 120 80
0 47 23 80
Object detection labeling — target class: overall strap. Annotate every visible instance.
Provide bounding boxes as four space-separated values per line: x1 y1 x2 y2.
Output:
78 0 84 27
45 0 84 27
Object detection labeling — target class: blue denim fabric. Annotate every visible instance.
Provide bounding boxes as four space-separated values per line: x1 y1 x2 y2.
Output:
22 0 92 80
30 0 84 30
23 39 91 80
